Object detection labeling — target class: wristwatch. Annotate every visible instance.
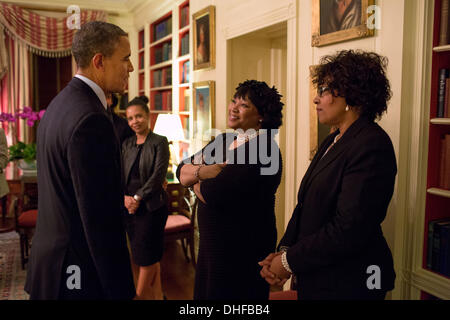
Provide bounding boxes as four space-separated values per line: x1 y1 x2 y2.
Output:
133 194 142 201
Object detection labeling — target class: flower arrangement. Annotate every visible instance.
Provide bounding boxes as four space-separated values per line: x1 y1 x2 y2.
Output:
0 107 45 163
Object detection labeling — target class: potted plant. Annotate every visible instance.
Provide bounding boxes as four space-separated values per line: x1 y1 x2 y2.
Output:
8 141 37 170
0 107 45 173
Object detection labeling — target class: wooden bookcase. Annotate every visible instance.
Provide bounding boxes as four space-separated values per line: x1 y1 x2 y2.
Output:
136 0 192 156
420 0 450 299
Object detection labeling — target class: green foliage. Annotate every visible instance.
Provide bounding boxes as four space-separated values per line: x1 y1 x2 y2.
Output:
8 141 36 162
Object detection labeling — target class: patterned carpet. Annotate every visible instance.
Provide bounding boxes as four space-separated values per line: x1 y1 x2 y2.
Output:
0 232 29 300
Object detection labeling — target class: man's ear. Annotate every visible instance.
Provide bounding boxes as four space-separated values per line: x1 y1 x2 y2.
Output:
92 53 104 71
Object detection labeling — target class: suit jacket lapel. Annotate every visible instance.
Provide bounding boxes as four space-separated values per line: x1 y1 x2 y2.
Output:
302 117 371 198
297 131 338 202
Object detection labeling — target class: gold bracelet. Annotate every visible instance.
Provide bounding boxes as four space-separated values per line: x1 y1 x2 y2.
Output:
194 164 204 181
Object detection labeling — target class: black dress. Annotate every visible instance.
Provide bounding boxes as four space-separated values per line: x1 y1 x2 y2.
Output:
124 142 168 266
177 132 282 300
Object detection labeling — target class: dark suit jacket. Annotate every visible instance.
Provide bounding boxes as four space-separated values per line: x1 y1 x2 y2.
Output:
110 109 134 145
122 131 169 212
25 78 135 300
279 117 397 300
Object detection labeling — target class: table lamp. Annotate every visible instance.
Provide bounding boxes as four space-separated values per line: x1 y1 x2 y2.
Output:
153 114 185 181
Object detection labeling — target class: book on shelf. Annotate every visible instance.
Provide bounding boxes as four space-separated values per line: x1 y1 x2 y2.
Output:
440 223 450 276
184 88 190 112
180 116 190 140
154 17 172 42
440 0 450 46
439 134 450 189
180 5 189 29
428 219 450 275
181 60 190 83
139 73 144 91
444 78 450 118
139 52 144 69
139 30 145 49
437 69 450 118
427 218 450 272
180 33 190 56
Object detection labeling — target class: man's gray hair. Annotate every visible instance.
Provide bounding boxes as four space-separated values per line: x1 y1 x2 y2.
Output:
72 21 127 69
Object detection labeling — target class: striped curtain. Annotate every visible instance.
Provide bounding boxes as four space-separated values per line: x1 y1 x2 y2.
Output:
0 32 32 145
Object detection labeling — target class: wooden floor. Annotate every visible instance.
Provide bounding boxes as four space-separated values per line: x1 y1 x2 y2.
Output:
161 240 196 300
160 240 284 300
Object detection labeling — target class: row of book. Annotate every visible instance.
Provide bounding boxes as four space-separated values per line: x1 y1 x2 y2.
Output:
437 68 450 118
181 60 190 84
180 32 190 57
139 72 144 91
154 42 172 65
139 52 144 70
180 5 190 29
152 67 172 88
439 134 450 189
427 218 450 277
180 88 191 112
439 0 450 46
153 91 172 111
153 17 172 42
139 30 145 49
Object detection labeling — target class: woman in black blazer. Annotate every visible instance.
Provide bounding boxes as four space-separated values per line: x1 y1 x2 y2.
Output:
122 96 170 299
260 50 397 300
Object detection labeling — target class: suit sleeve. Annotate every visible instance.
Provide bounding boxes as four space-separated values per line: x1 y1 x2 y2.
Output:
135 137 170 200
67 113 135 299
286 137 397 273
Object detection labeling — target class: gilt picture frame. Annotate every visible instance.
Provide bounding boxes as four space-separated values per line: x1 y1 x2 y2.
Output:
312 0 375 47
193 5 215 70
193 81 215 142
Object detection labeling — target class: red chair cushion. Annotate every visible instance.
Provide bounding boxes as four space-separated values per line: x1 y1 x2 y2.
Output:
17 209 38 228
269 290 298 300
165 215 190 233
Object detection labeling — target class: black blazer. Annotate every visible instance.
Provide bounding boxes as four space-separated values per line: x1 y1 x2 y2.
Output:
279 117 397 300
25 78 135 300
122 131 169 212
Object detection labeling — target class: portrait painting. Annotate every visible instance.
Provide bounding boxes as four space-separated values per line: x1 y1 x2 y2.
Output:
193 81 215 142
312 0 375 47
193 6 215 70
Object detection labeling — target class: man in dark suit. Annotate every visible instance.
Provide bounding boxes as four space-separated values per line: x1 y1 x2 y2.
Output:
25 21 135 300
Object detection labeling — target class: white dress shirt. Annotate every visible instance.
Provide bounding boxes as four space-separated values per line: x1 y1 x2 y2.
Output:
74 74 107 110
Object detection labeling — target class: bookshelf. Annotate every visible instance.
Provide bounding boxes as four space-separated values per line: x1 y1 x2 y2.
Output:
137 0 192 149
420 0 450 300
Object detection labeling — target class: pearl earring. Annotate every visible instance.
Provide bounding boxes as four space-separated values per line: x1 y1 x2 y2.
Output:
345 105 349 112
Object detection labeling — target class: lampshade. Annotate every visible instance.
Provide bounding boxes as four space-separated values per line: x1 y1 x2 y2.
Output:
153 114 185 142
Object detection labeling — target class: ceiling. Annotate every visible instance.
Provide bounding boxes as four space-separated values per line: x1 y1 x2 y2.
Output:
3 0 156 14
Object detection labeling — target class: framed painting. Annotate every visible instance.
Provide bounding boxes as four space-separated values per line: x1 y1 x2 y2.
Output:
192 5 215 70
312 0 375 47
309 66 333 160
193 81 215 142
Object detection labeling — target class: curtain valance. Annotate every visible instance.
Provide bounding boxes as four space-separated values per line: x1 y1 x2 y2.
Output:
0 3 107 58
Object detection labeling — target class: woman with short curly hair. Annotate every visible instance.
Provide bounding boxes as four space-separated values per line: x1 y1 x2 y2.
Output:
177 80 284 299
260 50 397 300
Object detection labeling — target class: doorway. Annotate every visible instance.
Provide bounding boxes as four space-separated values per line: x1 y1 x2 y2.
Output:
227 22 288 242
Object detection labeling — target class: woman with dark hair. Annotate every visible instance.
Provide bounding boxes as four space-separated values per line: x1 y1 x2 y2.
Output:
122 95 170 299
260 50 397 300
177 80 284 300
